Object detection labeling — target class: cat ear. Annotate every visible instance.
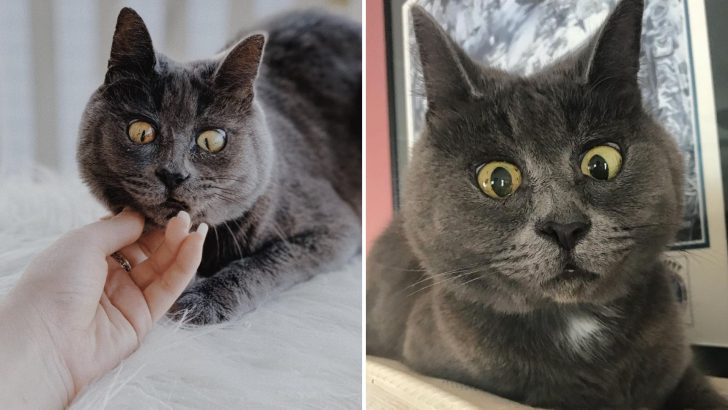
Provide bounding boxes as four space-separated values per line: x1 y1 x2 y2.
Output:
107 8 156 79
213 34 266 99
410 6 483 109
584 0 644 89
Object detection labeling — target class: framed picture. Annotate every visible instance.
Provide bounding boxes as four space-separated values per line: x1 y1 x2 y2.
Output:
384 0 728 346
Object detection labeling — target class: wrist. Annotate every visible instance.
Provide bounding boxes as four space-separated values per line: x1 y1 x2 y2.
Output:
0 294 74 409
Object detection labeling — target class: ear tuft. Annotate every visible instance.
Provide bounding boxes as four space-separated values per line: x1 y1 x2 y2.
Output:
214 34 266 99
107 7 155 78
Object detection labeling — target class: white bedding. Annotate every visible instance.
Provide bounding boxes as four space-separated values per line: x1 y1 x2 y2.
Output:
0 173 362 409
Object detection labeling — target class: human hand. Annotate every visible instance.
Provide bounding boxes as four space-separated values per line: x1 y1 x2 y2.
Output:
0 209 207 409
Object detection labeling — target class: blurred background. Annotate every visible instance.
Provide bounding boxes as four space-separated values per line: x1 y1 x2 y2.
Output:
0 0 361 177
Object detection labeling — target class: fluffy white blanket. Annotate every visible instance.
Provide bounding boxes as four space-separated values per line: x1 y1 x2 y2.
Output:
0 174 362 409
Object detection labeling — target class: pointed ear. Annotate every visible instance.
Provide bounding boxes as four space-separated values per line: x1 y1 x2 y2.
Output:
585 0 644 88
107 8 155 79
213 34 266 99
410 6 483 110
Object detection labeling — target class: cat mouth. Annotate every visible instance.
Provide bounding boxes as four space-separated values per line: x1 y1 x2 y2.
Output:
161 198 189 219
550 263 599 283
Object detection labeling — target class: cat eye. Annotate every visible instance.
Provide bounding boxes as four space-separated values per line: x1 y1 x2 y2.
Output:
477 161 522 199
127 120 156 144
580 144 622 181
197 129 227 153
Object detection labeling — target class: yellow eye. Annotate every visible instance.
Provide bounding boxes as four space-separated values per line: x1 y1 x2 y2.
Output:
477 161 522 199
580 144 622 181
197 129 226 153
127 120 156 144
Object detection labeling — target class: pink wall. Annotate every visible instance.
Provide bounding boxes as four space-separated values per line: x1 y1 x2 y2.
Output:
365 0 393 253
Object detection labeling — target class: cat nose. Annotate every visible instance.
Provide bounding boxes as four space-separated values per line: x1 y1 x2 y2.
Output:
537 221 591 250
155 167 190 189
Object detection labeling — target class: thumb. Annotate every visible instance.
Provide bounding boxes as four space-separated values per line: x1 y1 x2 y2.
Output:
77 208 145 255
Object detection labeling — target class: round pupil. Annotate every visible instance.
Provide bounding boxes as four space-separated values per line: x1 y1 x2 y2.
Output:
588 155 609 180
490 167 513 197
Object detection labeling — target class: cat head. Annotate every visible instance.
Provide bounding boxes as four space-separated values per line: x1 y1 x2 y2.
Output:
403 0 683 311
78 8 273 227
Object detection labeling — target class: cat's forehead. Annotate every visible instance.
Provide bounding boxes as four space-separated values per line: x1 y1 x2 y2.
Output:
441 79 588 159
156 55 216 82
152 57 217 124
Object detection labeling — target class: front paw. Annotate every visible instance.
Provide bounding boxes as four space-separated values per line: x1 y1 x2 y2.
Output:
169 284 236 325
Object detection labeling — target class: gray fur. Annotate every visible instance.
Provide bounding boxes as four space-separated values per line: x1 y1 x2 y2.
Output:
78 8 361 324
366 1 726 408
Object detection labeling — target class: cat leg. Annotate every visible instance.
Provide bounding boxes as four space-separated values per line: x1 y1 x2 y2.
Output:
663 365 728 410
170 210 360 324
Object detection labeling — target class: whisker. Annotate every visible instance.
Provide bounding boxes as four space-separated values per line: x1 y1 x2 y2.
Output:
224 220 244 257
402 265 483 291
406 269 481 298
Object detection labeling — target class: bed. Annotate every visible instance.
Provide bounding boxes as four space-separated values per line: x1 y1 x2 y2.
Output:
0 172 362 409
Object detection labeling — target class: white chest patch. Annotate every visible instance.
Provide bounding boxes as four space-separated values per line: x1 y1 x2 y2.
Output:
564 315 603 354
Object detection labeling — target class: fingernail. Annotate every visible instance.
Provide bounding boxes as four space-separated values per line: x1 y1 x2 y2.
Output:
197 223 209 237
177 210 190 223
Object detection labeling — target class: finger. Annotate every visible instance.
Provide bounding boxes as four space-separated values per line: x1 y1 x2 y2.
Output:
136 229 166 257
103 212 161 269
130 211 191 289
76 208 145 255
144 223 208 321
113 229 165 273
104 267 153 340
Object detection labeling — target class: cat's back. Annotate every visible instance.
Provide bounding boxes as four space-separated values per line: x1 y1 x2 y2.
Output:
256 10 361 127
261 10 361 81
254 10 361 212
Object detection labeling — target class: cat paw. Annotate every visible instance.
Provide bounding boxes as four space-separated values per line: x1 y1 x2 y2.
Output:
169 288 234 325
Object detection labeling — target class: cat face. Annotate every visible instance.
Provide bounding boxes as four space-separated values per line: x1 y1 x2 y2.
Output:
404 0 683 311
78 8 272 227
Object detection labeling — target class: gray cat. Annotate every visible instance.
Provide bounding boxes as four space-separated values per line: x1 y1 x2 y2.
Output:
367 1 727 408
78 8 361 324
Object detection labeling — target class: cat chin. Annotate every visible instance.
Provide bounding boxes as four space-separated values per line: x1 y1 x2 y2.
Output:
120 204 200 230
133 198 226 228
136 205 239 231
452 280 614 314
474 273 606 310
149 212 208 229
538 274 603 304
483 287 606 312
545 289 599 305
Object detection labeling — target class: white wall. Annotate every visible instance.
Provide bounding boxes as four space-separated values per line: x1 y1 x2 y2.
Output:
0 0 361 177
